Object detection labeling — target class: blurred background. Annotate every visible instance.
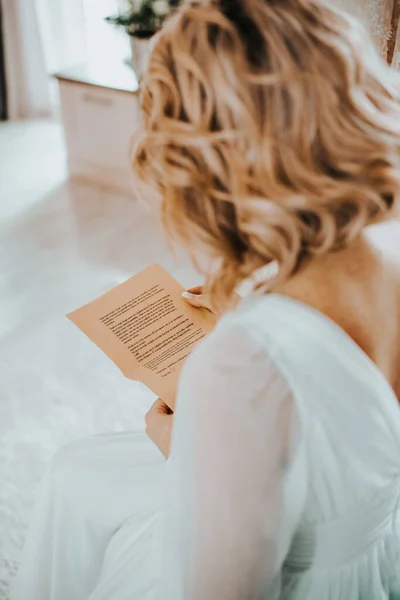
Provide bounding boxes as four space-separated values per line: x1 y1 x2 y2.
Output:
2 0 130 119
0 0 399 598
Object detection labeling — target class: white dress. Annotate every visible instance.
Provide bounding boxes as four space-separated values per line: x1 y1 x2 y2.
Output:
12 295 400 600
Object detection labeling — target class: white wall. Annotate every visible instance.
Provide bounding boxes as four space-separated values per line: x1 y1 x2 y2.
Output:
2 0 51 118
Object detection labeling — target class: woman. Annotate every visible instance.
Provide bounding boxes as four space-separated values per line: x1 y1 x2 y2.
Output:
12 0 400 599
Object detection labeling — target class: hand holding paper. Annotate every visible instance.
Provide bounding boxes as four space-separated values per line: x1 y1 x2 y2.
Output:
145 399 173 458
68 264 216 409
181 286 214 312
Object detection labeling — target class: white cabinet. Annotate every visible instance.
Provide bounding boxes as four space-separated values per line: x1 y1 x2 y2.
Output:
56 62 140 194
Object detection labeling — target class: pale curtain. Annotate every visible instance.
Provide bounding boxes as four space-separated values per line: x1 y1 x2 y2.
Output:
1 0 86 119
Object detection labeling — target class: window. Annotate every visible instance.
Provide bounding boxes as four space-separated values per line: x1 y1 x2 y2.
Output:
83 0 130 68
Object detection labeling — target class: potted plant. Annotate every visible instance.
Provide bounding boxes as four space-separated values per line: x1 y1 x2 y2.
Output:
106 0 181 79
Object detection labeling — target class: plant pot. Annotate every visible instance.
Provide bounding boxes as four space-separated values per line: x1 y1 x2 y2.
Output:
130 36 151 79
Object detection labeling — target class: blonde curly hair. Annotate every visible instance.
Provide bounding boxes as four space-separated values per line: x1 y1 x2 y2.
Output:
133 0 400 308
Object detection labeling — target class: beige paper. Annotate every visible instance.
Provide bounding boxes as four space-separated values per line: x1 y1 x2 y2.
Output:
67 264 215 409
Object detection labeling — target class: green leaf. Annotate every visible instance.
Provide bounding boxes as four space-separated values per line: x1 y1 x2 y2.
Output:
105 0 182 37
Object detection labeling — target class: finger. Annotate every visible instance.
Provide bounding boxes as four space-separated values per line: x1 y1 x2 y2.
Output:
145 400 168 428
181 292 212 311
152 398 172 414
186 286 203 295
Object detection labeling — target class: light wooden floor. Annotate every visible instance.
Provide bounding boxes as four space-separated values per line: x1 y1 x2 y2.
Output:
0 119 197 341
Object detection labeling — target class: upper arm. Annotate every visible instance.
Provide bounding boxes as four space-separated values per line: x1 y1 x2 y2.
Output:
159 318 307 600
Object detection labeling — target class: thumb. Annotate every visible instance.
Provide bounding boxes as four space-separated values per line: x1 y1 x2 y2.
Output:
152 398 173 414
181 291 211 310
182 291 203 306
